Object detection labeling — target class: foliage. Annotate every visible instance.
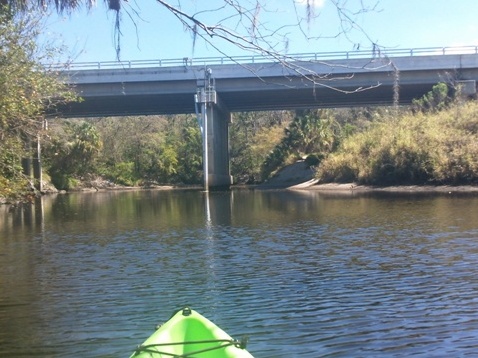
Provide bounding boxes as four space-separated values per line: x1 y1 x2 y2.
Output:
0 10 75 135
1 0 98 13
287 109 339 155
102 162 135 186
317 101 478 185
137 137 178 183
0 136 31 201
0 8 76 200
44 120 103 189
0 136 23 182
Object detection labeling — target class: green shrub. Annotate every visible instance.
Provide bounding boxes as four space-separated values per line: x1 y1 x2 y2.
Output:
412 82 450 113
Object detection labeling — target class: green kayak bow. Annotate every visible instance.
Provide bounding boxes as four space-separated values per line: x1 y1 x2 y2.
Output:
130 307 255 358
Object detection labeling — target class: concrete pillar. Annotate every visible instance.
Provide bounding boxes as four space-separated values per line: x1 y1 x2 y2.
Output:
196 72 233 190
21 157 32 178
205 100 233 188
21 137 32 178
22 135 42 191
32 135 42 192
456 80 476 98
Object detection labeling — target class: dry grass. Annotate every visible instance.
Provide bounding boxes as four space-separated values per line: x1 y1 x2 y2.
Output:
317 101 478 185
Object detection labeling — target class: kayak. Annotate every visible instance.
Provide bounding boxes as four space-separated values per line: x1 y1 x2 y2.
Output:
130 307 255 357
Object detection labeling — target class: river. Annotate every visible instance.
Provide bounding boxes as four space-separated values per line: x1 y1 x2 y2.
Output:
1 189 478 357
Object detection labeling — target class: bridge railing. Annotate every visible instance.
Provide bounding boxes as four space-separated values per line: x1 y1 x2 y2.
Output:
47 46 478 71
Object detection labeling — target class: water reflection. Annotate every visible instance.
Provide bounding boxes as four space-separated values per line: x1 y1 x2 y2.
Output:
1 190 478 357
3 190 478 236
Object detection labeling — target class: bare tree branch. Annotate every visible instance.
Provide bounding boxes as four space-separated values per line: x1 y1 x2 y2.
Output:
3 0 390 93
145 0 388 93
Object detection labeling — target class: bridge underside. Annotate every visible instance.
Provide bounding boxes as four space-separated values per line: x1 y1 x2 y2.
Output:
59 82 437 117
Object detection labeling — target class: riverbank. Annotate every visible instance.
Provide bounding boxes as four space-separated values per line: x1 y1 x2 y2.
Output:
4 163 478 206
39 161 478 194
42 182 478 194
256 180 478 194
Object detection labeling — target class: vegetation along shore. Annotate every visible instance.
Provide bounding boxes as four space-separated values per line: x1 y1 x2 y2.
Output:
4 83 478 204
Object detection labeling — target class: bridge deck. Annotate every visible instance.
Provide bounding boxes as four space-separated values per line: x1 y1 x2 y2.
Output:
56 51 478 117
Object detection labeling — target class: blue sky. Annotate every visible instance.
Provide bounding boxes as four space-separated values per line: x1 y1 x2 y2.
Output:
42 0 478 63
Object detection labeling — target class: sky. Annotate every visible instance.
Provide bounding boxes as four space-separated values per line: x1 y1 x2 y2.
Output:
41 0 478 64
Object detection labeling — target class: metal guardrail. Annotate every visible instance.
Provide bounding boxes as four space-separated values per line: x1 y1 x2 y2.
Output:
48 46 478 71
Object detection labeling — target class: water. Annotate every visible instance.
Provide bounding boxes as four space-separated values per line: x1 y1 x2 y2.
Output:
1 189 478 357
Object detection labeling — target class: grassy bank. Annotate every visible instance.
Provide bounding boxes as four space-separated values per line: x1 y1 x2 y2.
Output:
317 101 478 186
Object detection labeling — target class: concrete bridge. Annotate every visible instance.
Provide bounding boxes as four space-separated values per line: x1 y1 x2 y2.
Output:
55 46 478 189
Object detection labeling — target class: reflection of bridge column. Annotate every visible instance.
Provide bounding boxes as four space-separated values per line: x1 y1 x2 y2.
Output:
207 191 233 226
196 71 233 190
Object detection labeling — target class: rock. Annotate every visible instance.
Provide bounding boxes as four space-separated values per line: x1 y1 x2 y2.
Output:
260 161 317 188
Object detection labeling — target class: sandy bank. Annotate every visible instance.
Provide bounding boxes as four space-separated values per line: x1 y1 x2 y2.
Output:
256 161 478 193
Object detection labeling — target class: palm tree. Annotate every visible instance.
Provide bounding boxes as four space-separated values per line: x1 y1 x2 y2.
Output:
0 1 116 12
1 0 376 60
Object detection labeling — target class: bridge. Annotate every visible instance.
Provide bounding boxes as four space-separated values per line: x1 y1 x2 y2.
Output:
55 46 478 189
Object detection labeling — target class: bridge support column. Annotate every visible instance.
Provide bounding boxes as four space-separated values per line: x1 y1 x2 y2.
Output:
196 74 233 191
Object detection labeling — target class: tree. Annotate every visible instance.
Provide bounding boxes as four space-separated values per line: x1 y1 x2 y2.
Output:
2 1 382 90
93 114 202 185
175 115 203 184
0 7 76 201
286 109 338 155
45 120 103 189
